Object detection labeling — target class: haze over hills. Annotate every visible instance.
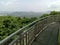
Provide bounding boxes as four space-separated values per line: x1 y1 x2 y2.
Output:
0 11 50 17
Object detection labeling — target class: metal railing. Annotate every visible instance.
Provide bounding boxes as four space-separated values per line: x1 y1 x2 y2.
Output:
0 15 60 45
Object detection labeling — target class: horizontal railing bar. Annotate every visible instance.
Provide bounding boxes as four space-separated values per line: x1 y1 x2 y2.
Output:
0 15 56 45
22 25 35 35
9 36 20 45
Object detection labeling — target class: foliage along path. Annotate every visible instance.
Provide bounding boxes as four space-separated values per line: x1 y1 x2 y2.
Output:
32 22 59 45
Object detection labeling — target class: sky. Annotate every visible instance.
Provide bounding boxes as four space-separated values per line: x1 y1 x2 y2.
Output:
0 0 60 12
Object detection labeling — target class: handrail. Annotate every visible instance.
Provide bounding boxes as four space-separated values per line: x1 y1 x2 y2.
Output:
0 15 60 45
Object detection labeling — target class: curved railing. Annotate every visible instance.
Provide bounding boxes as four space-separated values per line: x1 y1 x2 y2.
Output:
0 15 60 45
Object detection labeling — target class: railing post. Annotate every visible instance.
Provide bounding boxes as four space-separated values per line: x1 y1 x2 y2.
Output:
0 15 59 45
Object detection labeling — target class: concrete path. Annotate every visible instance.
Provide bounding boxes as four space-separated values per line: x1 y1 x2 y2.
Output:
32 22 59 45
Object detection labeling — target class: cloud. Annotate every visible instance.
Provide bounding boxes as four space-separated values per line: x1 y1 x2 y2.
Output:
48 0 60 11
0 0 60 12
0 0 21 11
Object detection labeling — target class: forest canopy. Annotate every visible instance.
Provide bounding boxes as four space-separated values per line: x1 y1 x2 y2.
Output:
0 11 59 40
0 16 37 40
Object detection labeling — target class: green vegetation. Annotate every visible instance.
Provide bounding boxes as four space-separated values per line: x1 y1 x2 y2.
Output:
0 11 60 44
0 16 37 40
40 14 49 18
40 11 60 18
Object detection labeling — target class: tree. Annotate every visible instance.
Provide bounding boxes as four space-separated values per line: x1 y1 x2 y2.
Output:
40 14 49 18
50 11 60 15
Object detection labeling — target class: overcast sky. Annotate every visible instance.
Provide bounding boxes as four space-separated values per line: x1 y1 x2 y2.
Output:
0 0 60 12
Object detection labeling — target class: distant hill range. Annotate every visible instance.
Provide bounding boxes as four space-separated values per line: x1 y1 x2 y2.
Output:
0 11 50 17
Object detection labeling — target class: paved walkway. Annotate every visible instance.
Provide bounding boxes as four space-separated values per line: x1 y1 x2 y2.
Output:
58 23 60 45
32 22 59 45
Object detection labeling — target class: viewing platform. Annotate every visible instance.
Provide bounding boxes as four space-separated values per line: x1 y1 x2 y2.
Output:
0 15 60 45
